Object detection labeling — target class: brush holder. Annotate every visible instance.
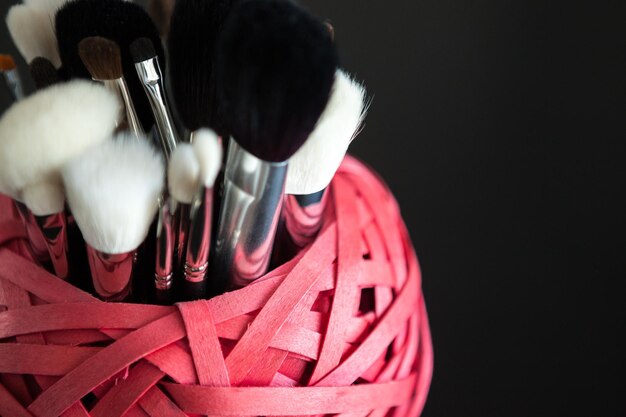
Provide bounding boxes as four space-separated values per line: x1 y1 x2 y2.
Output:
0 156 433 417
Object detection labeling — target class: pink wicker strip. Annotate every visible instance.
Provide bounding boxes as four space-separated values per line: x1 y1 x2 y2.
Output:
0 156 433 417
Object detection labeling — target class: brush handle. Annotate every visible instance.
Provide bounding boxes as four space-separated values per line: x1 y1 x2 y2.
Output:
134 57 179 159
154 200 175 304
213 141 287 290
34 212 69 280
2 69 24 101
182 185 213 300
86 246 135 301
105 78 143 137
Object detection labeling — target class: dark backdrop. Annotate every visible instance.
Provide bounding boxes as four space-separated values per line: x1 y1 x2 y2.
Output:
2 1 626 416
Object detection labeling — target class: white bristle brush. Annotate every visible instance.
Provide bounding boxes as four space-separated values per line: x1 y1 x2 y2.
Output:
0 80 119 278
168 144 201 205
182 128 222 300
274 70 368 262
6 4 61 67
62 133 165 301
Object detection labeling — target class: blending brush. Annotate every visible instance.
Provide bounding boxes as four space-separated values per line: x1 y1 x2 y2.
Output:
29 57 61 90
182 129 222 300
0 55 24 101
78 37 143 136
6 4 61 68
55 0 165 132
131 37 180 159
0 80 120 278
62 133 165 301
167 0 236 139
275 70 368 262
212 0 338 289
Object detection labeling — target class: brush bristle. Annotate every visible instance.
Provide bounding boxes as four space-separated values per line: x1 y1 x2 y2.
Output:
168 144 200 204
78 36 123 81
148 0 176 36
21 180 65 216
0 80 119 198
55 0 164 130
216 0 338 162
7 4 61 67
168 0 236 135
29 57 60 90
0 55 17 71
130 37 157 64
286 70 368 195
192 128 223 187
24 0 68 14
62 133 165 254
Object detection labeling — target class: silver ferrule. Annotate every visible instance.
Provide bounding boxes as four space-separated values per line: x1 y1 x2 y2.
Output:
86 245 135 301
104 78 144 137
182 184 213 301
155 199 175 291
280 190 328 251
134 57 179 159
213 140 288 289
2 69 24 101
14 201 50 262
34 212 69 280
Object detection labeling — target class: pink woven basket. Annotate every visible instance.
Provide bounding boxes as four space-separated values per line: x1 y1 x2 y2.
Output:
0 156 433 417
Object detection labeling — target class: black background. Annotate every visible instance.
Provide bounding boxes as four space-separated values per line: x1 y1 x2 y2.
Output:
2 1 626 416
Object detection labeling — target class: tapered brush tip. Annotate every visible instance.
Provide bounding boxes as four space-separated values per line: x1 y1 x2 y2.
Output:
217 0 338 162
78 36 123 81
62 133 165 254
29 57 60 90
168 144 200 204
6 4 61 67
0 55 17 71
192 128 222 188
130 37 157 63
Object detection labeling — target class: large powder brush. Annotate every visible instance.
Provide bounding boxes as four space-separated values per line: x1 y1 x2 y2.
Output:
55 0 165 132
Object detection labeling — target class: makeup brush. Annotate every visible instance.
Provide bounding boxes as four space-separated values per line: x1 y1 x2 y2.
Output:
167 0 236 138
78 37 143 136
274 70 368 262
213 0 338 289
131 37 180 159
55 0 165 132
0 80 119 278
6 4 61 67
62 133 165 301
148 0 176 37
0 55 24 101
168 143 201 271
182 129 222 300
29 57 60 90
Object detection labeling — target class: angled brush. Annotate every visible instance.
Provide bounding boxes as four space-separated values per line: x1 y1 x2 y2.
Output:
213 0 338 289
79 37 143 136
55 0 165 131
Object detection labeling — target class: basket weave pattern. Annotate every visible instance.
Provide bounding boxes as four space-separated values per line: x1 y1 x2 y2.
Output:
0 157 433 417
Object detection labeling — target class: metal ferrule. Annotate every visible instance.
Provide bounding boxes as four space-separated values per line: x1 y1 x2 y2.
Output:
155 199 175 292
34 212 69 280
174 202 191 268
213 140 288 289
103 78 144 137
134 57 179 159
283 190 328 248
2 69 24 101
14 201 50 262
86 245 135 301
182 184 213 301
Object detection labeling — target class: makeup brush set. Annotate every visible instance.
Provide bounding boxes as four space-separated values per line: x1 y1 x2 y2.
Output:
1 0 368 305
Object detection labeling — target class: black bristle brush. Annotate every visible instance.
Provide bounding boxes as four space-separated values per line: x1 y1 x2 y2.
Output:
55 0 165 132
167 0 236 138
29 57 60 90
211 0 338 291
